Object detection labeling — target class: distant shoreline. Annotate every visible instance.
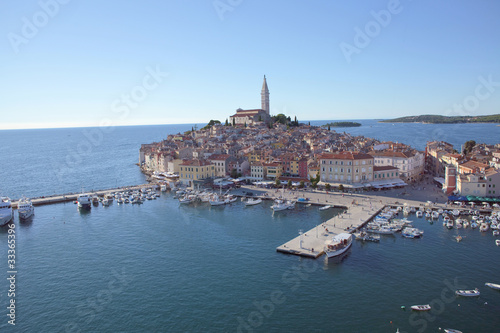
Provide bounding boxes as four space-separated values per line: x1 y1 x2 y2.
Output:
380 114 500 124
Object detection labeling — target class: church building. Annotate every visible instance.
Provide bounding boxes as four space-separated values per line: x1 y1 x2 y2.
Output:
229 76 271 125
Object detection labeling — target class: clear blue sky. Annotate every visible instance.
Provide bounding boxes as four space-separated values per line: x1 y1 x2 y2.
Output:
1 0 499 129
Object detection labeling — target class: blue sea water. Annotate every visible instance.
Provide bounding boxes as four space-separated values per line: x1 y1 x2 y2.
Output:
0 122 499 332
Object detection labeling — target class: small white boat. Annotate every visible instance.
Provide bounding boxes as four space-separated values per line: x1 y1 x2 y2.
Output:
17 196 35 219
102 198 110 206
271 199 295 211
416 211 423 218
160 184 167 192
496 239 500 246
480 223 489 232
319 205 332 211
493 230 499 236
444 329 463 333
455 288 480 297
244 198 262 206
485 282 500 290
411 304 431 311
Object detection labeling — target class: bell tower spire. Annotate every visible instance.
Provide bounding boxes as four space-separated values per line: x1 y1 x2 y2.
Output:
261 75 270 115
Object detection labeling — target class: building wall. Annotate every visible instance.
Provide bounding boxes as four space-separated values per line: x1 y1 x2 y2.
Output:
320 157 373 184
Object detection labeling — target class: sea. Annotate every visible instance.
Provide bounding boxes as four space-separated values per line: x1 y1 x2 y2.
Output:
1 120 499 332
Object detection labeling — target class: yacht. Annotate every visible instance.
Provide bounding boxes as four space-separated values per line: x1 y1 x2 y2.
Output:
17 196 34 220
77 193 92 210
244 198 262 206
271 199 295 212
324 233 353 258
0 197 14 226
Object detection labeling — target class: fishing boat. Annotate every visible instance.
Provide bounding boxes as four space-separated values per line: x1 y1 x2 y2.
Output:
324 233 352 258
485 282 500 290
319 205 332 211
411 304 431 311
17 196 35 220
244 198 262 206
455 288 480 297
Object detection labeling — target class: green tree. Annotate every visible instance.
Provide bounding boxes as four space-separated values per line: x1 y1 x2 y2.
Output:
202 120 221 130
328 125 331 131
338 184 344 192
258 115 262 122
325 183 331 191
287 180 292 189
463 140 476 155
299 181 305 189
275 178 281 188
230 169 238 178
232 118 236 126
225 118 229 126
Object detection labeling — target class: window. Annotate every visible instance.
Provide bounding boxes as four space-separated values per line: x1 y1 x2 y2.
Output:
341 168 344 173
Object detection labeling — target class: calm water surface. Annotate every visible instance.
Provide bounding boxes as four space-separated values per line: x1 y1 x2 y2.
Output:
0 122 499 332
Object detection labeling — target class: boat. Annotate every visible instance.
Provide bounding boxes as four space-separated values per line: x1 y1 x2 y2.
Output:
444 329 463 333
480 223 489 232
496 239 500 246
209 194 226 206
324 233 353 258
355 232 380 243
366 226 395 235
455 288 480 297
244 198 262 206
416 211 423 218
77 193 92 210
485 282 500 290
319 205 332 211
0 197 14 226
17 196 35 220
271 199 295 211
160 184 168 192
446 220 454 229
493 230 499 236
102 198 110 206
401 227 423 239
411 304 431 311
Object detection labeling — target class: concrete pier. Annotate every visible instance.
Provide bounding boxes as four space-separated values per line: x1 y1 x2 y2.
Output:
276 199 385 258
10 184 156 209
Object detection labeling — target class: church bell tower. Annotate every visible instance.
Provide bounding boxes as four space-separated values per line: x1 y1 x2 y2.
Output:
261 75 270 115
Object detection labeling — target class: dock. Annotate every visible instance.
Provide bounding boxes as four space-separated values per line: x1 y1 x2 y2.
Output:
276 198 385 258
10 184 156 209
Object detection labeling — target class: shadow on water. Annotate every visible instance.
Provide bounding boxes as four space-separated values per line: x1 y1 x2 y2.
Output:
19 215 35 228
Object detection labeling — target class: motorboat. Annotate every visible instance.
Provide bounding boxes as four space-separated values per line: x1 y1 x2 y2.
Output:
355 232 380 243
411 304 431 311
485 282 500 290
366 226 395 235
244 198 262 206
17 196 34 220
77 193 92 210
416 211 423 218
324 233 353 258
455 288 480 297
319 205 332 211
480 223 489 232
0 197 14 226
444 329 463 333
271 199 295 212
160 184 168 192
102 198 110 206
401 227 423 239
446 220 454 229
496 239 500 246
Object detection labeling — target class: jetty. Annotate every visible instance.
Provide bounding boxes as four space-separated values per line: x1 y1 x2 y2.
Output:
10 184 155 209
276 198 385 258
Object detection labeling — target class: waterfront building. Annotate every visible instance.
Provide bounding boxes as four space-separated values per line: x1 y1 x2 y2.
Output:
369 150 424 182
250 162 265 180
485 168 500 197
456 173 487 197
263 162 282 180
425 141 455 176
319 151 374 185
209 154 232 177
179 159 215 187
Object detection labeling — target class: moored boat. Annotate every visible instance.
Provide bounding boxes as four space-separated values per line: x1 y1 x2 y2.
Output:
319 205 332 211
455 288 480 297
0 197 14 226
244 198 262 206
17 196 35 220
411 304 431 311
324 233 353 258
444 329 463 333
77 193 92 210
485 282 500 290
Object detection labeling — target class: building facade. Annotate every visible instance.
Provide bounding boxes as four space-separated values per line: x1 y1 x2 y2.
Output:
319 152 374 184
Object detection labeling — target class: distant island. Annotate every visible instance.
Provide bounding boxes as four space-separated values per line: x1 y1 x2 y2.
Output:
323 121 361 128
380 114 500 124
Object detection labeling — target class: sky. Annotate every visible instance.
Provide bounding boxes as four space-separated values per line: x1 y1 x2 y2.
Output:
1 0 499 129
